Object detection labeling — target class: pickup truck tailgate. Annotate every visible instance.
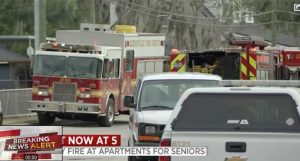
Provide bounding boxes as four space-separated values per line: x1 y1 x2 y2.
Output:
167 91 300 161
170 131 300 161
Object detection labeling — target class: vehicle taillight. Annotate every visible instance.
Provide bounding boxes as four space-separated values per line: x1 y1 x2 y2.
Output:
160 138 171 146
159 138 171 161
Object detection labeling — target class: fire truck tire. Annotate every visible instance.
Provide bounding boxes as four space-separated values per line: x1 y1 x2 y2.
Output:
37 112 55 125
98 98 115 127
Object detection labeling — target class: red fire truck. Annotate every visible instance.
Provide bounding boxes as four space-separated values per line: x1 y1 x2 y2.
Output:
28 24 167 126
265 47 300 80
169 35 280 80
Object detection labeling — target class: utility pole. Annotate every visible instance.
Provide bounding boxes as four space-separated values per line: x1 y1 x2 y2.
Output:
271 0 277 46
90 0 96 23
34 0 40 50
110 2 117 26
34 0 46 50
40 0 46 44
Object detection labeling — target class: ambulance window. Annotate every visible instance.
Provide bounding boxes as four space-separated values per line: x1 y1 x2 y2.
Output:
102 59 109 78
114 59 120 78
126 50 134 71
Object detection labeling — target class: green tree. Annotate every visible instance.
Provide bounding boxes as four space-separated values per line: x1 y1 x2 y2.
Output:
46 0 92 37
0 0 34 53
0 0 92 54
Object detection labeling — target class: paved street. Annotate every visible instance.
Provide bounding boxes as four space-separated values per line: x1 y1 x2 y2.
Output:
5 115 130 161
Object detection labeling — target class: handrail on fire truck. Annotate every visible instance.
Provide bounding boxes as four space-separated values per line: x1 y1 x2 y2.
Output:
229 34 268 49
40 42 101 53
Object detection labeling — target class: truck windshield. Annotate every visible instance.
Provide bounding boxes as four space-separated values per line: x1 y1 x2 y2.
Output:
67 57 99 78
139 80 218 110
173 93 300 132
34 55 101 78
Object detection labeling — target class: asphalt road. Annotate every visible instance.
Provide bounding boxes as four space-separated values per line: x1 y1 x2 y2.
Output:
6 115 130 161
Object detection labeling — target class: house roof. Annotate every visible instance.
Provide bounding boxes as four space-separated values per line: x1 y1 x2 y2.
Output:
0 47 30 63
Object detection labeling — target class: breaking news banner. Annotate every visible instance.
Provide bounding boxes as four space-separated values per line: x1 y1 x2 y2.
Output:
0 126 62 161
1 131 206 159
63 147 208 157
62 135 207 157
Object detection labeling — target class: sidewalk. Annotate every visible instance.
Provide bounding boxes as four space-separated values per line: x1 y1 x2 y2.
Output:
3 114 38 125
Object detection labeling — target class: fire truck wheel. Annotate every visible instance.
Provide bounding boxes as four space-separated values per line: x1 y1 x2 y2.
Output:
98 98 115 127
37 112 55 125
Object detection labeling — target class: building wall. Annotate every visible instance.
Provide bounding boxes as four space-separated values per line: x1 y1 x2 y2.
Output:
0 63 31 89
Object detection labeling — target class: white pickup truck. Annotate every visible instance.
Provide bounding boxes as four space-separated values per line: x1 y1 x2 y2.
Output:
160 87 300 161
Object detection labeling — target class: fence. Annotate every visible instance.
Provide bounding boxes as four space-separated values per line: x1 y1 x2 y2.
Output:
0 80 32 89
0 88 32 116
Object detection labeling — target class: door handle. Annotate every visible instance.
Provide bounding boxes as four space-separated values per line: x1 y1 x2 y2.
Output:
226 142 246 152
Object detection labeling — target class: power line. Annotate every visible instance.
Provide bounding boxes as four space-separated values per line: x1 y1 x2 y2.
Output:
276 20 300 25
108 0 300 27
276 10 300 16
2 0 298 27
111 0 274 20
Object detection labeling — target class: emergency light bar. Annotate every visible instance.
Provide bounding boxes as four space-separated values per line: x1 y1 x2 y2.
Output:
40 42 101 53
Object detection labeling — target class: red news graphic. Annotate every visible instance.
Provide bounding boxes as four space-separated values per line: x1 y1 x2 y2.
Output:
0 130 20 138
63 135 121 146
0 126 63 161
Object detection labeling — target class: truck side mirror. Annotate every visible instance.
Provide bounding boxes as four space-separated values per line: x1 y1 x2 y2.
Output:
124 96 135 108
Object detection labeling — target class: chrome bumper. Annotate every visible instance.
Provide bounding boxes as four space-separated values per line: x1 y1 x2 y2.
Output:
28 101 105 116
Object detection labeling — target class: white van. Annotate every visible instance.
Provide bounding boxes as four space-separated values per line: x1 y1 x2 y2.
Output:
124 72 221 161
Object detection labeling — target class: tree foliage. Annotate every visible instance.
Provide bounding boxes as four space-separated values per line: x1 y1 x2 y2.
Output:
0 0 92 53
0 0 299 54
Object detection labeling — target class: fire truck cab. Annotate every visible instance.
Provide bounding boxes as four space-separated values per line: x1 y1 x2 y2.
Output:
29 24 166 126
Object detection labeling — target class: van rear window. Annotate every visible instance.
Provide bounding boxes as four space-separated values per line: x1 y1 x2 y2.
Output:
172 93 300 132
